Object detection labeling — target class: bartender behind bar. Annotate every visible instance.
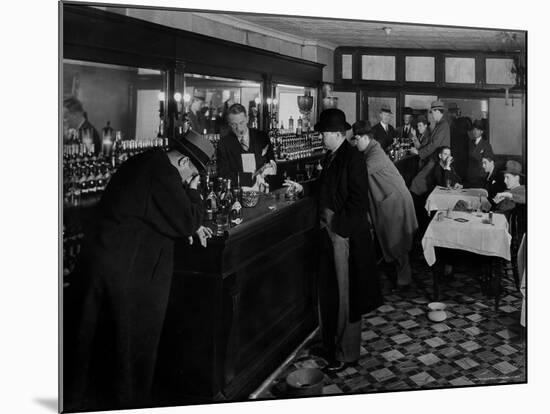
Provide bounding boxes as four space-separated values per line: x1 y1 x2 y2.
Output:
216 103 277 188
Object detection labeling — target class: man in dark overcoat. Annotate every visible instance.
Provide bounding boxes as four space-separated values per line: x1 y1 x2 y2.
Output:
291 109 383 372
64 130 215 412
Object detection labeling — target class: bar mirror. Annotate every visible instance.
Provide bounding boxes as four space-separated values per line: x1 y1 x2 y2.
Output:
183 73 262 134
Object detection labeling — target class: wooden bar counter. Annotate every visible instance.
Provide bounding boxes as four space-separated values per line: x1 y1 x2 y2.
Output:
393 153 419 187
155 189 319 405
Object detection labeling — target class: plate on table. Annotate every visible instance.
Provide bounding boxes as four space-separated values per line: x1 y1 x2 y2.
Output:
454 218 469 223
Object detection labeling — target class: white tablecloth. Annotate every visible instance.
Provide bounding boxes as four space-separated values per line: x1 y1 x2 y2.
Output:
425 187 491 212
422 210 511 267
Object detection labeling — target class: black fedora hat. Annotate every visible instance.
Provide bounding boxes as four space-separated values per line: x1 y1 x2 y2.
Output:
352 120 373 136
471 119 485 131
314 108 351 132
502 160 524 177
170 129 215 172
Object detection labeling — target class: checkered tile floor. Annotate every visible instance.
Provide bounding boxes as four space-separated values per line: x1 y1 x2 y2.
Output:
255 248 526 398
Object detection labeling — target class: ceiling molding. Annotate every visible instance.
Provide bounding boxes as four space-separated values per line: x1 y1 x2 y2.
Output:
195 13 337 50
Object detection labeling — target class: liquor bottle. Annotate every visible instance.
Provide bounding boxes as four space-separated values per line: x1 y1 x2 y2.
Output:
224 179 234 207
288 116 294 132
297 116 303 136
95 166 105 194
87 167 97 194
102 121 114 157
78 167 88 195
205 180 218 221
157 118 165 138
230 187 242 225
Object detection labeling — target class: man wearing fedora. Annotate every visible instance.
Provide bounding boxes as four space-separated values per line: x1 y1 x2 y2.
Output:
305 109 382 371
371 104 396 152
188 89 207 134
465 119 494 188
64 130 215 411
396 106 416 139
494 160 526 213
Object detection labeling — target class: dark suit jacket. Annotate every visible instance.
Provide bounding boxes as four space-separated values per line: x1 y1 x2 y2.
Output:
371 123 396 152
216 128 275 187
317 140 383 321
396 124 416 139
433 163 462 188
484 167 506 201
466 138 494 187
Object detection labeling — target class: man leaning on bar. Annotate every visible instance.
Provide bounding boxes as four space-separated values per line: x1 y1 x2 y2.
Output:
64 130 215 412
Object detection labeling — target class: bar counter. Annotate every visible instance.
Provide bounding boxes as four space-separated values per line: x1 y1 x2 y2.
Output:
155 188 319 404
393 153 419 187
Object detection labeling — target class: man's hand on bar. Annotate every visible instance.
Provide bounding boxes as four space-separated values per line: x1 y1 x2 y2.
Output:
283 179 303 194
188 226 214 247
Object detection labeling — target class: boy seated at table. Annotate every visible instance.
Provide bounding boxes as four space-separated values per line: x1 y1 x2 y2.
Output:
433 146 463 190
493 160 526 214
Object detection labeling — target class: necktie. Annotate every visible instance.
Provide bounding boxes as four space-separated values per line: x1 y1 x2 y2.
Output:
240 137 248 151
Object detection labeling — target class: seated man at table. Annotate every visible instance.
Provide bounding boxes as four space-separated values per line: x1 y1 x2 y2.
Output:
482 153 505 205
433 146 463 189
493 160 526 214
216 103 277 188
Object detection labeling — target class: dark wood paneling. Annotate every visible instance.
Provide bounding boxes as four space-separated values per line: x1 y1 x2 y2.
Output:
157 196 318 404
63 4 323 86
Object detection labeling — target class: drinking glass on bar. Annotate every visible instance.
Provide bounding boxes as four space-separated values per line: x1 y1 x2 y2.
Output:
305 164 313 180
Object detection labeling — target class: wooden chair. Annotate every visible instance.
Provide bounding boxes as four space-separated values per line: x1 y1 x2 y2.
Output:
502 204 526 291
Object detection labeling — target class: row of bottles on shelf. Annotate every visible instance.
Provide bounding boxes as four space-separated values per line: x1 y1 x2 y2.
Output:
63 137 170 207
268 128 324 161
64 138 170 167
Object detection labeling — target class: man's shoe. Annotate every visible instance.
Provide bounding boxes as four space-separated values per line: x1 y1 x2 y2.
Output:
324 359 355 373
324 360 346 372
